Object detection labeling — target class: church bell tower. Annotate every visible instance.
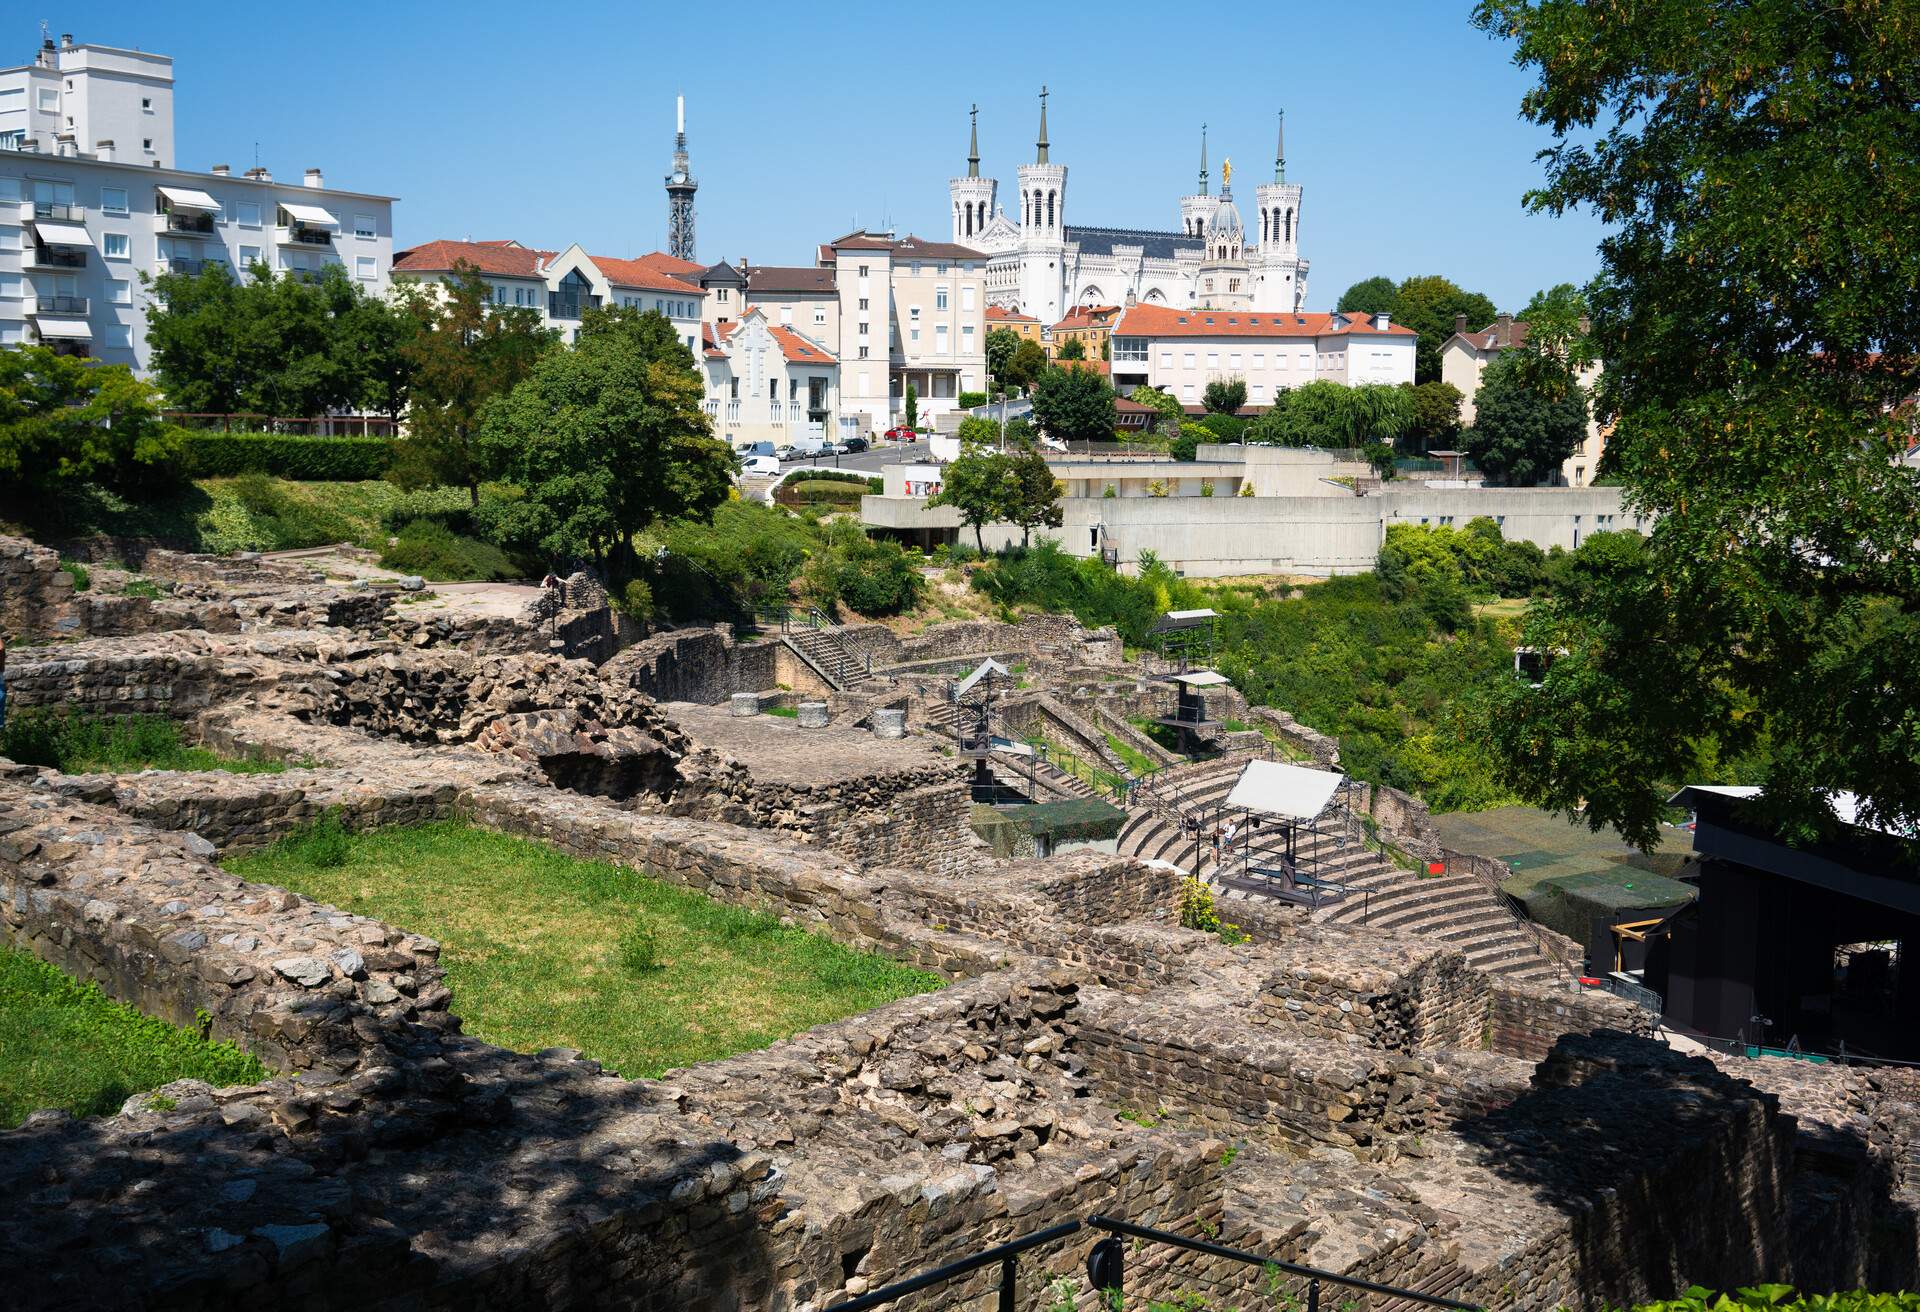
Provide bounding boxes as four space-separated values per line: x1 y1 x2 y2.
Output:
949 104 997 244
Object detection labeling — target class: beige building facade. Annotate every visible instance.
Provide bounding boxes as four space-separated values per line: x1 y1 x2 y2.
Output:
1441 313 1608 487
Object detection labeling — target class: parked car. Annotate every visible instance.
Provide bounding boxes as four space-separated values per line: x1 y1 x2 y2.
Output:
841 435 869 453
773 444 798 461
741 454 781 478
883 426 917 443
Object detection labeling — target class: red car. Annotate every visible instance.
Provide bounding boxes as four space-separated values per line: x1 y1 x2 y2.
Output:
884 426 918 443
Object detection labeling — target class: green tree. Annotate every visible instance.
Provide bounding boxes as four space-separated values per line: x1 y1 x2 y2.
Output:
1057 336 1088 361
1392 274 1498 383
1473 0 1920 848
476 306 732 580
1460 352 1588 486
1203 377 1247 415
905 382 918 429
985 327 1021 391
1404 381 1464 455
1250 381 1414 448
1006 339 1048 393
928 445 1015 551
0 347 183 503
1004 446 1063 547
1337 276 1399 316
394 266 554 501
1030 365 1118 444
1125 385 1185 431
955 415 1000 449
1519 282 1588 326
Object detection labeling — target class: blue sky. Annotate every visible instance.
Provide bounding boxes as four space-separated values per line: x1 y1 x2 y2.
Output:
61 1 1606 311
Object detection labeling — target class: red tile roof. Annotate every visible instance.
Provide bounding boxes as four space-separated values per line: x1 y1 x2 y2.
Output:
392 239 551 278
588 254 703 295
1448 318 1531 352
986 305 1039 323
1056 358 1110 377
1053 305 1122 331
636 251 703 277
822 231 987 261
1112 304 1416 339
711 312 837 365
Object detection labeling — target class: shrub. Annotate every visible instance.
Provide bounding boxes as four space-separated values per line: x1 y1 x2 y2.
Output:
617 579 655 622
59 559 92 592
1197 412 1247 443
617 921 662 974
806 522 923 617
378 519 518 581
958 390 989 409
288 807 350 868
376 485 485 535
1633 1289 1920 1312
200 473 362 552
180 432 395 481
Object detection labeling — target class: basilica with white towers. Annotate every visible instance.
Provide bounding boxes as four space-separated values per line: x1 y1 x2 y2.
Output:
949 92 1308 325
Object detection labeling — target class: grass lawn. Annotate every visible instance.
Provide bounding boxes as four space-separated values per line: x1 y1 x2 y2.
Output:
1103 731 1158 777
0 709 310 775
226 821 943 1077
0 946 266 1127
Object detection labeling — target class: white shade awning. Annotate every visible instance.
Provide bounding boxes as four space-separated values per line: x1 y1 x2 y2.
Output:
33 318 93 339
279 202 338 227
1170 670 1231 687
158 185 221 213
1222 760 1346 822
32 220 94 248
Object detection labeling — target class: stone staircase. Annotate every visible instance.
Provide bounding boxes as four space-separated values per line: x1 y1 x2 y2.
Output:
920 699 1099 803
1113 755 1567 983
782 624 870 691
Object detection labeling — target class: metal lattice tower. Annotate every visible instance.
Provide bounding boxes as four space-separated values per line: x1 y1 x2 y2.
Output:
664 94 697 262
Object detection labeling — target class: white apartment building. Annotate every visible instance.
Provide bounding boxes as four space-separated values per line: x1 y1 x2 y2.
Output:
0 33 396 374
388 239 704 358
701 307 839 448
1109 303 1415 410
1440 312 1608 486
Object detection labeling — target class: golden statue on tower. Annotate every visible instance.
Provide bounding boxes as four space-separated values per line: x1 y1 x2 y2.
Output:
1222 157 1232 186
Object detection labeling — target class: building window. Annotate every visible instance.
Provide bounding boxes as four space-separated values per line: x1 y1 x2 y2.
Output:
857 264 869 277
936 324 949 353
142 97 154 112
858 321 870 336
935 286 948 310
354 213 376 238
142 138 153 152
909 305 920 320
910 328 920 344
962 324 974 349
1228 352 1242 369
109 278 130 304
1159 349 1172 368
235 201 261 228
858 297 868 310
1206 352 1219 369
961 285 975 311
238 244 262 268
780 306 791 324
105 323 132 348
100 186 128 215
1183 352 1196 368
1182 383 1195 399
37 88 57 112
102 233 130 259
858 346 869 359
356 256 376 281
716 287 729 302
813 307 825 326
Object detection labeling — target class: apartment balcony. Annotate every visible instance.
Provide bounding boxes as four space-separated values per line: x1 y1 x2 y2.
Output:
277 224 334 247
706 399 830 433
32 200 83 222
23 243 86 271
158 211 217 238
34 295 89 315
162 258 216 277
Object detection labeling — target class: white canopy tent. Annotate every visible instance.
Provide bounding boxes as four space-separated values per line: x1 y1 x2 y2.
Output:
1222 760 1347 823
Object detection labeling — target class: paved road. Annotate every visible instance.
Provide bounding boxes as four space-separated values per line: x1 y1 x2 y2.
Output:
775 442 929 474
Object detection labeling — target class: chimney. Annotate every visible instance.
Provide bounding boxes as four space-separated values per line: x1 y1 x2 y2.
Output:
55 133 76 157
304 167 323 189
1496 312 1513 345
1454 312 1467 334
1373 311 1391 331
61 33 74 49
244 166 271 182
211 163 230 177
94 139 113 161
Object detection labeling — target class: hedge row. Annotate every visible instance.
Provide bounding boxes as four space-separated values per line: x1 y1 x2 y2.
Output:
181 431 396 481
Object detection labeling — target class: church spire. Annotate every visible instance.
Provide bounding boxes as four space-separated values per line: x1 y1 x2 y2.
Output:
1198 123 1209 196
967 104 980 178
1035 86 1049 164
1274 109 1286 183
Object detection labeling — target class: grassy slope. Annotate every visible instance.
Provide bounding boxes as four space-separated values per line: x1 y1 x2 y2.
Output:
0 947 266 1127
227 822 943 1077
0 710 303 775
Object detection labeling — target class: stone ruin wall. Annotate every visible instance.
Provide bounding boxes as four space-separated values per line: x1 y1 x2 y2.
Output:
3 568 1917 1310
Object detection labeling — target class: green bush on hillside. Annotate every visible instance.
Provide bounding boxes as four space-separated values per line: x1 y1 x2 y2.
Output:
198 473 362 553
1634 1288 1920 1312
805 521 923 617
180 432 395 481
378 518 519 581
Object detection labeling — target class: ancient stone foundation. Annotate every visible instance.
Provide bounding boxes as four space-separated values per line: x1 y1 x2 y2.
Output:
0 538 1914 1310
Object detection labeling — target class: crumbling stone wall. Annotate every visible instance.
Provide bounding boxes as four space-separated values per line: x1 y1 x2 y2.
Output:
1257 931 1489 1054
0 787 453 1074
605 624 779 703
0 535 76 639
1488 980 1651 1061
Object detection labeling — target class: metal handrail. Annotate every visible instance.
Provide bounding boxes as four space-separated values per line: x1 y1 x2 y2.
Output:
826 1220 1081 1312
1087 1215 1480 1311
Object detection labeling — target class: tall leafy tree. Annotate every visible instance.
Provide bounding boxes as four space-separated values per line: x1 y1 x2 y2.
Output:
1337 276 1399 316
1004 446 1064 547
1030 365 1117 443
1250 381 1414 448
1057 336 1088 361
929 445 1015 551
1520 282 1588 325
1404 381 1464 454
1126 385 1185 432
985 327 1021 392
1393 275 1498 383
0 347 182 502
395 266 554 502
1475 0 1920 848
1459 352 1588 485
476 306 731 579
1006 339 1049 393
1203 377 1248 415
